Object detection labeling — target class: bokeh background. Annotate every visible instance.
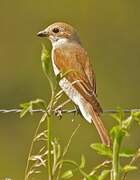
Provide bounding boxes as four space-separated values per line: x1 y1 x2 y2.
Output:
0 0 140 179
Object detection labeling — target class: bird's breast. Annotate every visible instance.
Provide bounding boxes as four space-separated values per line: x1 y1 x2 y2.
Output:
51 48 92 123
52 48 60 75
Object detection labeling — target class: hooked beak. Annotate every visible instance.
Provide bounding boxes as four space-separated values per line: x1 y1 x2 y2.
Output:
37 30 49 37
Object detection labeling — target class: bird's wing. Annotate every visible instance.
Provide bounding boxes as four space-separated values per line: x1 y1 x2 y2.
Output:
74 47 96 93
53 46 102 114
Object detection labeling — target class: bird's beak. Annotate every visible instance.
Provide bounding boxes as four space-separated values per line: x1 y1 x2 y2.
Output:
37 30 49 37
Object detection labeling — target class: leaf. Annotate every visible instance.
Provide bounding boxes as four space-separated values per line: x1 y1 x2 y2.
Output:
58 159 79 167
90 143 112 157
26 169 34 178
29 155 46 167
132 111 140 118
111 108 127 124
132 111 140 124
40 112 48 123
33 98 47 107
61 170 73 179
98 170 110 180
119 149 135 158
110 125 128 143
79 154 86 169
57 143 61 159
122 115 133 129
117 107 125 121
111 114 121 123
20 102 32 118
89 160 111 176
41 44 52 75
41 44 56 88
53 138 61 160
122 165 138 173
34 130 48 142
79 169 97 180
20 99 47 118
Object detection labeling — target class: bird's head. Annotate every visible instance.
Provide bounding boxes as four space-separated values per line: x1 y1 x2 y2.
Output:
37 22 81 44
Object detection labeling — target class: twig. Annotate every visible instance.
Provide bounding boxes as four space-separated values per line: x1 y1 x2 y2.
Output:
47 114 53 180
24 113 48 180
111 137 120 180
122 148 140 180
56 124 80 180
89 160 112 176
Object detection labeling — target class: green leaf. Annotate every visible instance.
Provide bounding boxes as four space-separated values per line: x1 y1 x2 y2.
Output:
20 99 47 118
132 111 140 118
79 169 98 180
53 138 61 160
111 108 127 124
117 107 125 121
61 170 73 179
111 114 121 123
122 165 138 173
79 154 86 169
132 111 140 125
90 143 112 157
41 44 52 75
110 125 128 143
41 44 57 89
98 170 110 180
110 125 119 139
20 102 32 118
119 149 135 158
32 99 47 109
58 159 79 167
122 115 133 129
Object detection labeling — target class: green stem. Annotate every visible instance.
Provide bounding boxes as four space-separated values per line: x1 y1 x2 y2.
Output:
24 113 47 180
47 114 52 180
56 125 80 180
122 148 140 180
112 137 120 180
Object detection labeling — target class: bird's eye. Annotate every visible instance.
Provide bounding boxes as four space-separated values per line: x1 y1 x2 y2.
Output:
52 28 59 33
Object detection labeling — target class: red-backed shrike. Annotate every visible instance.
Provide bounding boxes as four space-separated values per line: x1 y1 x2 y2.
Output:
37 22 111 146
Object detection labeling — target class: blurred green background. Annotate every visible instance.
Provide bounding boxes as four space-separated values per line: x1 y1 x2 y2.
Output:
0 0 140 179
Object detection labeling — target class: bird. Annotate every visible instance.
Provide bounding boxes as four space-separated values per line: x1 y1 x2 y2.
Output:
37 22 111 146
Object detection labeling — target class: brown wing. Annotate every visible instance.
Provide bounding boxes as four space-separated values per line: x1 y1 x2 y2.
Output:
53 45 102 114
75 47 96 93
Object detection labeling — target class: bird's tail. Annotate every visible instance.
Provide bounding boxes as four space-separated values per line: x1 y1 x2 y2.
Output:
87 103 111 146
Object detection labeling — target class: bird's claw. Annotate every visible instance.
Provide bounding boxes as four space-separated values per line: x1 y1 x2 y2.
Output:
54 107 63 119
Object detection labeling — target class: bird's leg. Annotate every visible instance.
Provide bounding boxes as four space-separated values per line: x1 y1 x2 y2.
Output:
54 99 71 118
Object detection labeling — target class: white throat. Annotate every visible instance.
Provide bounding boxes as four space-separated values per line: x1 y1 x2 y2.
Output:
51 38 68 49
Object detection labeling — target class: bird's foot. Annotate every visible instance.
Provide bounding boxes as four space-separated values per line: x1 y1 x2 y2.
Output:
54 107 63 119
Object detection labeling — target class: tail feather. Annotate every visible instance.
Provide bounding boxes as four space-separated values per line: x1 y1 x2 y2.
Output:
86 103 111 146
92 110 111 146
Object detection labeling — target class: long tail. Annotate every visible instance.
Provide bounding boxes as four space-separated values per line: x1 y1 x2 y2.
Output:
91 109 111 146
85 102 111 146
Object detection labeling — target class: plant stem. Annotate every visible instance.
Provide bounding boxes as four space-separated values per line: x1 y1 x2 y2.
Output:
24 113 47 180
56 124 80 180
122 148 140 180
47 114 52 180
112 138 120 180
